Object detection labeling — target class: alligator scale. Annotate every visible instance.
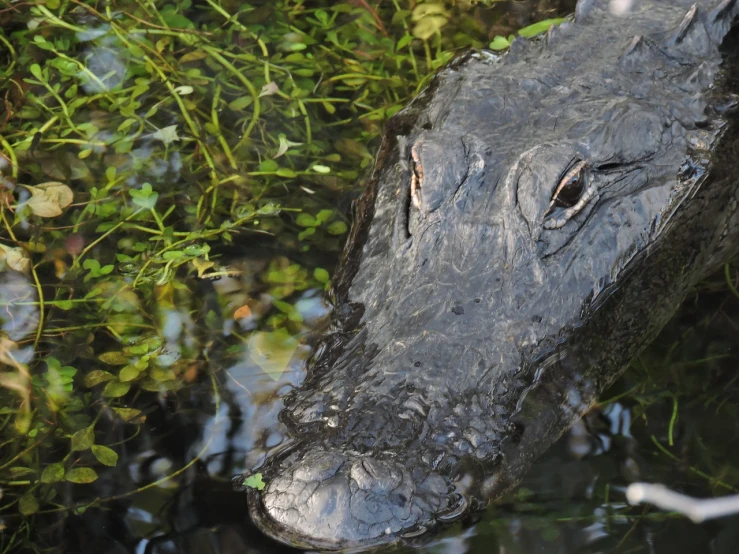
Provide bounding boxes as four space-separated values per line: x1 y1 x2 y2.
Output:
247 0 739 549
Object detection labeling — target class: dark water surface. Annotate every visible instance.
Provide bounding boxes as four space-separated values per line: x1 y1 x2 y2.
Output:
1 1 739 553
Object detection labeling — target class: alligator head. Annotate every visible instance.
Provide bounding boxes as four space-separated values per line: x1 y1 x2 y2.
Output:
248 0 739 549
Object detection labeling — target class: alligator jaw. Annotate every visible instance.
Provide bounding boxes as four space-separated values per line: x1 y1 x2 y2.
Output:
248 448 454 551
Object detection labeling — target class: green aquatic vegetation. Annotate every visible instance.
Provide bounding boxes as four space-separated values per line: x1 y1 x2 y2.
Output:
244 472 265 491
489 17 568 50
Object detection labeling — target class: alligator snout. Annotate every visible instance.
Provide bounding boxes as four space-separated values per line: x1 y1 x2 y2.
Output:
248 448 454 549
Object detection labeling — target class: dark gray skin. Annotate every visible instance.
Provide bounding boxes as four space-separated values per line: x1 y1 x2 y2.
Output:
247 0 739 549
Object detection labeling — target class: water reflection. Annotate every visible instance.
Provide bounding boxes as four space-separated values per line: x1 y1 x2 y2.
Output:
214 266 330 475
0 269 38 342
81 45 127 93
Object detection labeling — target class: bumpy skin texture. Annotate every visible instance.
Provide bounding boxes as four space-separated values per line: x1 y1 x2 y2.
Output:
248 0 739 549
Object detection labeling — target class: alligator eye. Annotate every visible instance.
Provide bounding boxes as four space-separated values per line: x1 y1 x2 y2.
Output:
548 160 587 211
544 160 597 230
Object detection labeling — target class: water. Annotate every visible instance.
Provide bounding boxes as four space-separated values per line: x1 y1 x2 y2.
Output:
0 1 738 553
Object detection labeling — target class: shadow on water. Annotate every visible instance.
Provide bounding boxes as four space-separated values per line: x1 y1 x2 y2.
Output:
2 0 739 553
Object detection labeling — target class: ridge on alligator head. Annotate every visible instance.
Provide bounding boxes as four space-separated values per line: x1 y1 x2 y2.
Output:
247 0 739 550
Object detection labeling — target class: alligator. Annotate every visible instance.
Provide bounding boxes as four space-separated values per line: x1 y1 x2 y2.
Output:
246 0 739 549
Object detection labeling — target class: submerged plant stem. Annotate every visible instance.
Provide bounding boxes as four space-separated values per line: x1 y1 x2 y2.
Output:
650 435 736 492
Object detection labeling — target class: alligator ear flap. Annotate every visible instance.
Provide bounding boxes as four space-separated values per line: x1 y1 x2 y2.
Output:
666 4 713 57
708 0 739 42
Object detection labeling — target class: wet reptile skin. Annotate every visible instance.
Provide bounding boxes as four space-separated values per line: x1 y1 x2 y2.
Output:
247 0 739 550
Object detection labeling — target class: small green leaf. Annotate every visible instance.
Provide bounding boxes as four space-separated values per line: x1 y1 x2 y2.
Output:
113 407 144 422
59 365 77 377
71 425 95 451
91 445 119 467
517 18 567 38
312 164 330 174
130 183 158 209
150 366 175 382
326 221 348 235
83 259 100 272
9 466 35 476
30 64 43 81
85 288 103 299
152 124 180 145
65 467 98 484
229 96 253 111
41 463 65 484
126 344 148 355
258 159 279 172
397 33 414 50
118 118 136 132
489 36 511 51
275 168 297 178
315 209 334 223
244 473 266 490
19 494 39 516
296 213 317 227
102 380 131 398
298 227 316 240
98 351 129 365
313 267 330 283
84 370 116 387
119 365 141 382
162 250 186 261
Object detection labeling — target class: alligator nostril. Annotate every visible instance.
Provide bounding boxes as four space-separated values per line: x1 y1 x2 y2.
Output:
436 493 469 522
390 492 408 506
510 421 525 443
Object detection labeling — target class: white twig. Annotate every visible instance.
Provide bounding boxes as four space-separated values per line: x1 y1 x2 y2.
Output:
626 483 739 523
